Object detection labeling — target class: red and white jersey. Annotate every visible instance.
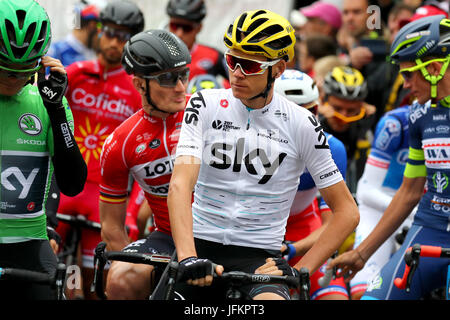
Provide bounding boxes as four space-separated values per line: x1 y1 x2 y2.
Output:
99 109 185 235
65 59 142 184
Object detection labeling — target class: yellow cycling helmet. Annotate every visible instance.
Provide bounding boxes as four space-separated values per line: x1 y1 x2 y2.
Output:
323 66 368 101
223 9 296 62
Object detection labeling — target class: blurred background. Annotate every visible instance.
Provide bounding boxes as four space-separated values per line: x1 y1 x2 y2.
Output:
37 0 304 52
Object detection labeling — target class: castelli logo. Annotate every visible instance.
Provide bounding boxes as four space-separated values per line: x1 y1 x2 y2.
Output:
27 202 35 211
220 99 229 108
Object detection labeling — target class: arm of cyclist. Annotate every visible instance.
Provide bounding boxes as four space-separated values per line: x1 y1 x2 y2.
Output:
356 160 395 212
258 181 359 276
282 209 333 259
167 156 224 286
38 56 87 196
328 175 425 281
99 201 130 252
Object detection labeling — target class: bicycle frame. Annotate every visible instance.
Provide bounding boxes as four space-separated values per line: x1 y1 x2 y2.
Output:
92 241 172 300
0 263 67 300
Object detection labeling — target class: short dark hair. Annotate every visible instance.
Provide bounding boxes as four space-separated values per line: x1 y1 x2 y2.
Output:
304 35 337 60
388 3 415 20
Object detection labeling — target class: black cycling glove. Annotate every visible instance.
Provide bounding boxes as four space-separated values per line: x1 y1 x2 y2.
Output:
47 226 62 246
177 256 215 282
273 257 301 277
37 70 68 111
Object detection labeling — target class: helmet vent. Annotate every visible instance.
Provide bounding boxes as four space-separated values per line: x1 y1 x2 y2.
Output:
285 89 303 96
250 10 267 19
247 18 268 34
265 34 292 50
158 33 181 57
16 10 26 30
249 24 282 44
5 19 16 45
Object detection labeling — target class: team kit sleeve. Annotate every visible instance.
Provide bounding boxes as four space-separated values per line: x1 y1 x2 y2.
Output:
356 115 403 211
175 91 206 161
296 110 343 189
319 135 347 212
404 110 427 179
99 133 130 204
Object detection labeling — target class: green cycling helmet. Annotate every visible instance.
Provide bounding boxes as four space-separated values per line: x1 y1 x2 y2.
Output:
0 0 52 65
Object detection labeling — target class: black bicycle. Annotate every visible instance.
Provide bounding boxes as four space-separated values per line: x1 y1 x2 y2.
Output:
92 241 172 299
92 241 311 300
150 256 311 300
0 263 67 300
56 213 102 267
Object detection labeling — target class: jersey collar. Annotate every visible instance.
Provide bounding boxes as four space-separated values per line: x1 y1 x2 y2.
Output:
440 95 450 108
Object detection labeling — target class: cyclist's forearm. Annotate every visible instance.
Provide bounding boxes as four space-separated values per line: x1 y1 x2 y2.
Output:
168 182 196 261
99 201 129 251
297 204 358 274
49 108 87 196
293 225 326 257
357 176 425 261
168 160 199 261
297 181 359 274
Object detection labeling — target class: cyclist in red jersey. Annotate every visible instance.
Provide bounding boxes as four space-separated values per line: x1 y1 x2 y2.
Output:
166 0 229 85
55 0 144 299
99 29 191 299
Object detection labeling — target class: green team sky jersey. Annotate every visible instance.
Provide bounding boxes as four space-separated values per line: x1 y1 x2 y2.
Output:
0 84 73 243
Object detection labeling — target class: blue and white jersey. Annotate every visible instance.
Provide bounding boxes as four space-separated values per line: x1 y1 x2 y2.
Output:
407 99 450 232
356 105 411 215
47 34 96 68
371 105 410 190
176 89 343 250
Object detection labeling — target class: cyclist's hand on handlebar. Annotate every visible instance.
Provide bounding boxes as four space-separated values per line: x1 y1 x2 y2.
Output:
326 249 365 282
177 256 224 287
255 257 300 278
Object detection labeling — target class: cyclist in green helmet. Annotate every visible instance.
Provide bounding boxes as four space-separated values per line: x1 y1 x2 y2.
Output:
0 0 87 300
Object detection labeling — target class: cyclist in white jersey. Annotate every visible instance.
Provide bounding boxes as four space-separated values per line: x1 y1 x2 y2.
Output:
167 9 360 300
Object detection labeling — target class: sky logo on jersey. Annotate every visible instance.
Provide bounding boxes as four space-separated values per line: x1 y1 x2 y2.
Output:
308 116 329 149
207 137 287 184
184 92 206 126
19 113 42 136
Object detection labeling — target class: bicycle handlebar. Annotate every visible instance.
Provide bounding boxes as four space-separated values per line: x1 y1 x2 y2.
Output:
160 262 311 300
394 244 450 292
318 251 338 288
92 241 172 299
57 213 101 230
0 263 67 300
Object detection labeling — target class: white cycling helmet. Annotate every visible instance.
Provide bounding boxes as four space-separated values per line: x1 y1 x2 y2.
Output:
274 69 319 105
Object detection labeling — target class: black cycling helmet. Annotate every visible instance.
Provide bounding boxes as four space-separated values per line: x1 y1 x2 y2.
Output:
166 0 206 23
122 29 191 76
122 29 191 114
99 0 144 35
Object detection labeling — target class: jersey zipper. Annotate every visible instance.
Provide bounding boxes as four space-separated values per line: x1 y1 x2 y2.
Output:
162 118 172 167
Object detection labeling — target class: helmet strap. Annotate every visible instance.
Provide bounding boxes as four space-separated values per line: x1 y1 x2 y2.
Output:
249 66 274 101
417 57 450 107
144 79 172 115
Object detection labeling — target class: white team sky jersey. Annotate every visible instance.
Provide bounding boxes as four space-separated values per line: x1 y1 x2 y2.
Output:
175 88 342 250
